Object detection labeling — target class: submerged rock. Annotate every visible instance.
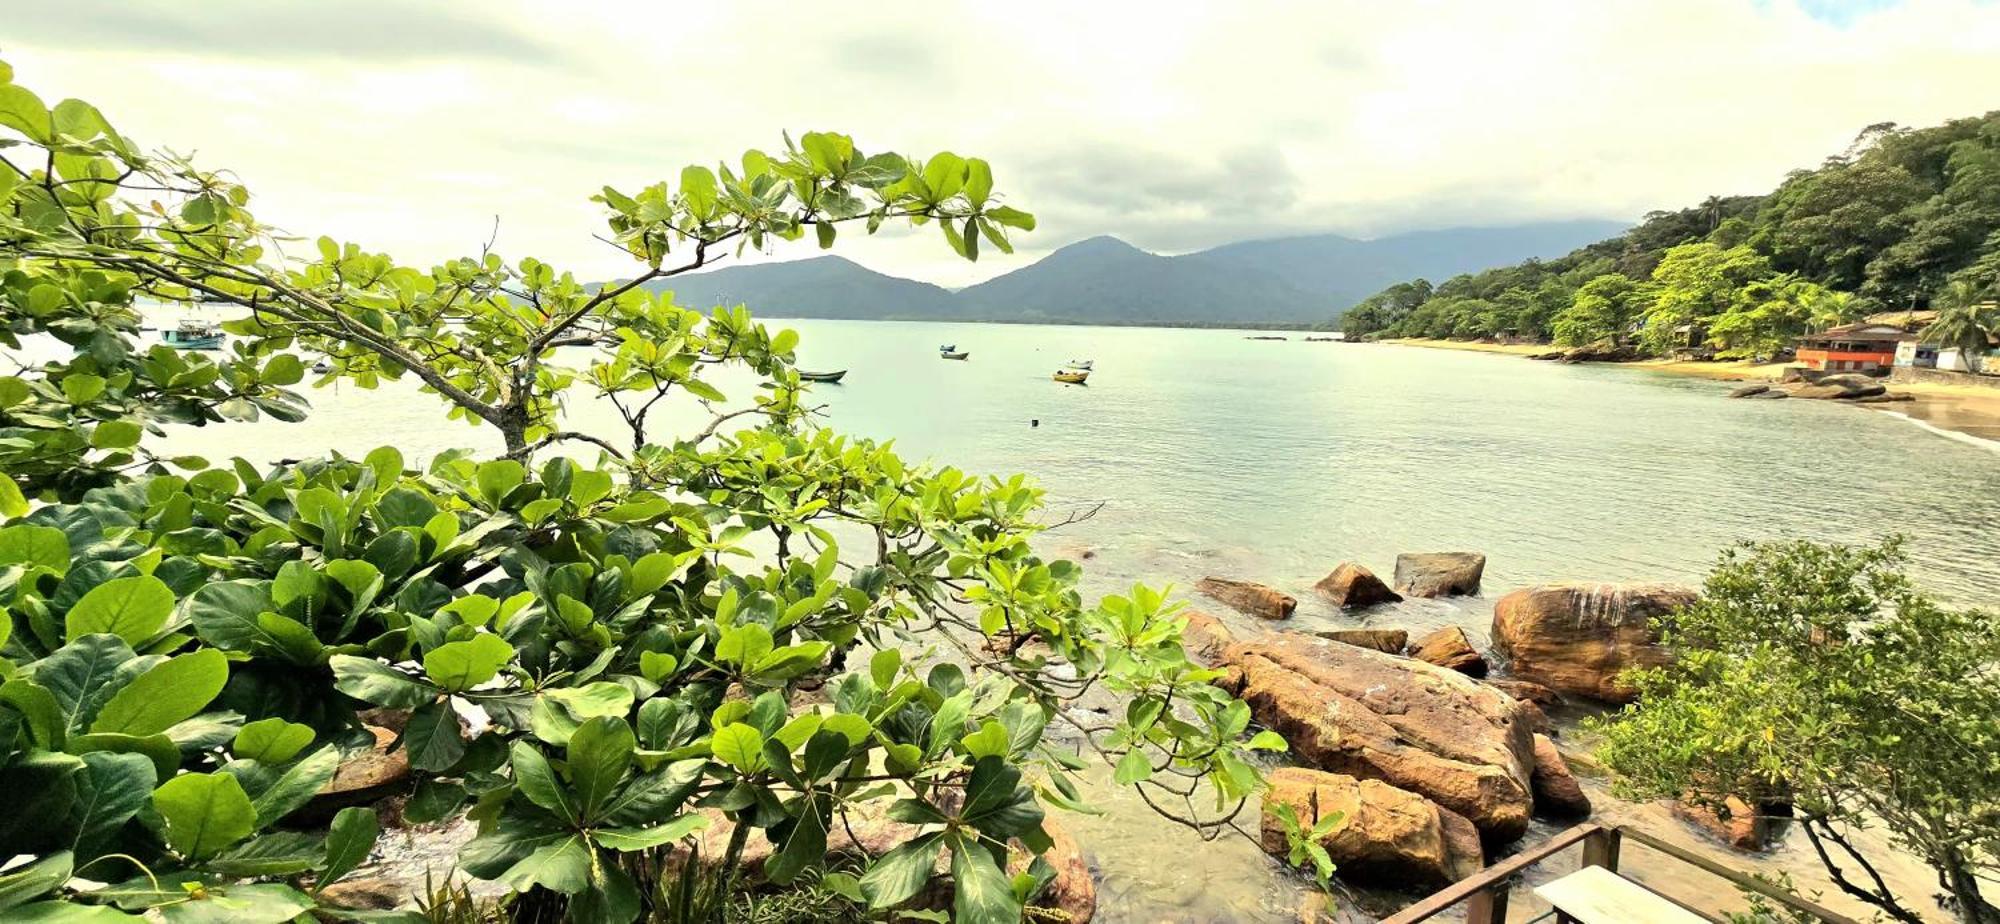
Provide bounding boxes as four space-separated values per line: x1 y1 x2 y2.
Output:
1409 626 1488 677
1530 735 1592 818
1196 576 1297 620
1313 562 1403 609
1674 796 1781 852
1490 582 1697 703
1260 768 1484 888
1726 383 1771 398
1227 633 1536 840
1313 627 1408 654
1393 552 1486 598
1780 372 1887 400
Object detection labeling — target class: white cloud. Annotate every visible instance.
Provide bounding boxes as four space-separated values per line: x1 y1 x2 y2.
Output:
7 0 1999 287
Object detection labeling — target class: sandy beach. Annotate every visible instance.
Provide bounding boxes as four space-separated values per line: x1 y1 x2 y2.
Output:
1386 338 2000 445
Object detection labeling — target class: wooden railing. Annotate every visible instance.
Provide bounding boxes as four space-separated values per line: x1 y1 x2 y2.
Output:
1379 823 1862 924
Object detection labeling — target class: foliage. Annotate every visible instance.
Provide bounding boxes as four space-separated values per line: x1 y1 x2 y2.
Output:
1919 278 1998 371
0 59 1284 923
1594 539 2000 924
1349 110 2000 356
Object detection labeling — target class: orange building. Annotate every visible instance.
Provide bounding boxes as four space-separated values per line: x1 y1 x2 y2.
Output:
1794 323 1913 372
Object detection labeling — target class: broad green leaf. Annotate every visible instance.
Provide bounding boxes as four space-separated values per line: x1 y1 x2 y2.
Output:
710 722 764 773
66 575 174 645
402 700 466 773
422 633 513 693
153 772 256 860
591 813 708 851
508 741 577 822
70 752 156 857
0 477 28 518
499 834 590 894
0 524 69 573
232 718 314 764
568 716 635 822
951 834 1023 924
329 655 439 708
1114 749 1153 785
0 850 71 911
249 745 340 826
474 460 525 507
184 580 274 651
157 882 313 924
90 419 142 449
318 807 378 890
859 831 943 909
90 648 228 736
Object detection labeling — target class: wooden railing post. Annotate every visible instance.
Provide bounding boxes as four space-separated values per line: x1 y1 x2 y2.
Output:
1581 825 1621 872
1463 884 1509 924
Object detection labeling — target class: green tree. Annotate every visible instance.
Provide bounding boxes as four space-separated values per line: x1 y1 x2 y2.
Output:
1706 275 1841 360
1920 278 1998 372
1596 539 2000 924
1551 273 1645 346
1637 243 1771 355
0 58 1296 923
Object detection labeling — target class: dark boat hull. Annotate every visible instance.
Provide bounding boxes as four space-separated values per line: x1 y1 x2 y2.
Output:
940 351 969 360
798 370 847 383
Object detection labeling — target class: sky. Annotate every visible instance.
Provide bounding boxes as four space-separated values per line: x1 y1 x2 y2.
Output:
7 0 2000 287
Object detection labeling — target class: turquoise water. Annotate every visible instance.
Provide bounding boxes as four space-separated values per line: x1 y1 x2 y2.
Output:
148 318 2000 921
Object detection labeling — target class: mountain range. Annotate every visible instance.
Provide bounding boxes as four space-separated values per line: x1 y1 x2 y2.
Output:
639 219 1628 327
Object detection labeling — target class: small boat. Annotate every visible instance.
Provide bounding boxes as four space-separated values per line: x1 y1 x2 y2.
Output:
1067 359 1093 370
161 319 224 351
939 344 956 352
941 351 970 361
798 369 847 383
1053 370 1089 384
311 359 332 374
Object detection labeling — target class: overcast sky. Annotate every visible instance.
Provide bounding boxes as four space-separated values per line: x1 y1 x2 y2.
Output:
8 0 2000 286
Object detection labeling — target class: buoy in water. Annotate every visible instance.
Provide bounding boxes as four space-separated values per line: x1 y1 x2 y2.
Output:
1030 419 1040 428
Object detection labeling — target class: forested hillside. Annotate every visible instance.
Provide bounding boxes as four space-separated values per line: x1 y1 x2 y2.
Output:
1344 113 2000 358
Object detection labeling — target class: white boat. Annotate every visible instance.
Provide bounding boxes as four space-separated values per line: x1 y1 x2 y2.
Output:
1066 359 1093 370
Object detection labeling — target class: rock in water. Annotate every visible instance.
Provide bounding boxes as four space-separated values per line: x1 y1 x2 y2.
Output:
1674 796 1779 852
1530 735 1591 817
1726 383 1771 398
1196 576 1297 620
1490 582 1697 703
1313 563 1403 608
1484 678 1561 708
1313 627 1408 654
1227 633 1536 840
1393 552 1486 598
1179 608 1237 665
1259 768 1484 888
1409 626 1488 677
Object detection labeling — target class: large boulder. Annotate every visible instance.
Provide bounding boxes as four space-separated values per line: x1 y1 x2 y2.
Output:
1490 582 1697 703
1179 608 1237 665
1393 553 1486 598
1530 735 1591 818
1314 627 1408 654
1674 796 1779 852
1313 563 1403 609
1780 372 1887 400
1227 633 1536 840
1260 768 1483 888
1196 577 1297 620
1409 626 1488 677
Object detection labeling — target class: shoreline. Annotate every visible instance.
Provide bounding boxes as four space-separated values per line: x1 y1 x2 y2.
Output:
1383 338 2000 445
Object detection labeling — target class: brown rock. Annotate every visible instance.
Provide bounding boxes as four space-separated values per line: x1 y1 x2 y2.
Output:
1726 383 1771 398
1212 664 1247 696
1313 628 1408 654
1484 678 1561 709
1674 796 1775 851
1490 582 1697 703
1259 768 1483 888
1227 634 1535 840
1180 608 1237 665
1409 626 1488 677
1314 563 1403 609
1393 553 1486 598
1530 735 1591 818
1197 577 1297 620
1018 818 1094 924
318 726 411 804
317 877 407 911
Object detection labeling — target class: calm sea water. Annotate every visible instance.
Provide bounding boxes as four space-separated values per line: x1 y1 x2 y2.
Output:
145 317 2000 921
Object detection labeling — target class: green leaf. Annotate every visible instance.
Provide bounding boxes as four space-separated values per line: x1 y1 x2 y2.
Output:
249 745 339 826
499 833 591 894
6 901 141 922
184 580 274 651
961 719 1010 760
716 624 772 668
421 633 513 693
319 807 379 890
0 477 27 518
66 575 175 645
232 718 314 764
0 84 49 143
0 523 68 572
859 831 943 909
204 831 325 877
0 850 71 911
766 792 828 884
1247 729 1289 751
591 812 708 851
330 655 439 708
90 648 228 736
869 649 900 688
1114 749 1153 785
61 374 105 405
508 741 577 822
70 752 157 856
153 771 256 861
262 353 305 387
710 722 764 773
568 716 635 822
401 700 465 773
473 460 525 507
951 834 1023 924
90 419 142 449
157 882 313 924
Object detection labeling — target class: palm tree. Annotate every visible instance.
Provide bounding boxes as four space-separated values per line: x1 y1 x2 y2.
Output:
1921 279 1998 372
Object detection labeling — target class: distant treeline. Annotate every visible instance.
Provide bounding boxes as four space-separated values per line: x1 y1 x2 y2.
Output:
1342 112 2000 358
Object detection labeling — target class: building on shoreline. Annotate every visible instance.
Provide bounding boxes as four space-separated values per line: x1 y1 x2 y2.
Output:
1795 323 1913 372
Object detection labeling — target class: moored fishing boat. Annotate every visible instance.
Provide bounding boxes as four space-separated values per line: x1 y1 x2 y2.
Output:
798 369 847 383
1053 369 1089 384
1067 359 1093 370
161 318 224 350
938 344 956 352
941 350 970 360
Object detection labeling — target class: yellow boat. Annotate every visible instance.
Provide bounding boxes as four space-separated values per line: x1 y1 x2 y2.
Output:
1053 370 1089 384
